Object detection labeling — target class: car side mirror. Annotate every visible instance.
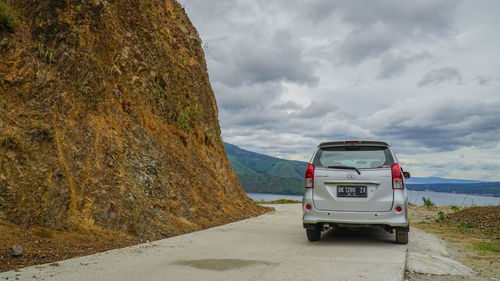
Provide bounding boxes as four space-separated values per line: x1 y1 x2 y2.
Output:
403 171 410 179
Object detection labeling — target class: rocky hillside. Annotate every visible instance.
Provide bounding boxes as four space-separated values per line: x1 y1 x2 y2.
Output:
0 0 268 242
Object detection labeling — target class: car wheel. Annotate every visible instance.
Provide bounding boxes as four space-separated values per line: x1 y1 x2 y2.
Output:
395 228 408 244
306 228 321 241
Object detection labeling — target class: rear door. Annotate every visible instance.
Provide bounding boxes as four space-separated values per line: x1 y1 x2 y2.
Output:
312 145 394 212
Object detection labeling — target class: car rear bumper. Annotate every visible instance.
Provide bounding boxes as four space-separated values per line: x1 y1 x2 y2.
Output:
302 190 409 228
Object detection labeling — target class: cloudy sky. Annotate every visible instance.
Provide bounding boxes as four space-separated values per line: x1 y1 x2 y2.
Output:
180 0 500 181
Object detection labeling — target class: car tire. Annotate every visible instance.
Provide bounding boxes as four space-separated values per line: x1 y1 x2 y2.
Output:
395 228 408 244
306 228 321 242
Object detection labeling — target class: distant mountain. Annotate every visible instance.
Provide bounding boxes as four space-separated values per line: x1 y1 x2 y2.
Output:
224 143 308 195
405 177 483 184
224 143 500 197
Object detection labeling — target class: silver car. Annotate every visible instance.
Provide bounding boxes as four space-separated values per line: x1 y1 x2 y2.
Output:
302 140 410 244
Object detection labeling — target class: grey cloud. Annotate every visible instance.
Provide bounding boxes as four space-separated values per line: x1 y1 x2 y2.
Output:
339 0 458 35
377 51 433 79
417 67 463 87
475 75 500 86
367 99 500 152
271 101 302 111
214 81 284 111
205 30 318 88
295 101 339 119
336 26 395 65
183 1 319 87
234 30 319 86
331 0 459 64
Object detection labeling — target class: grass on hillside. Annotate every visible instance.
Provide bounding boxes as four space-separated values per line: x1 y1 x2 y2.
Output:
257 199 301 204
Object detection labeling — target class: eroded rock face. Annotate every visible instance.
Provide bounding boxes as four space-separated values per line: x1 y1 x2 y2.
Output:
0 0 267 240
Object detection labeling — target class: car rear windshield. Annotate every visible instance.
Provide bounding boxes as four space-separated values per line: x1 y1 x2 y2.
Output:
313 146 394 169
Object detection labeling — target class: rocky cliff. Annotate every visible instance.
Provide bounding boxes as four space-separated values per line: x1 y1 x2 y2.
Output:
0 0 268 241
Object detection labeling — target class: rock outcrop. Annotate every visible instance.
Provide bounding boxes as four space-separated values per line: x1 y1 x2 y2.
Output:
0 0 268 240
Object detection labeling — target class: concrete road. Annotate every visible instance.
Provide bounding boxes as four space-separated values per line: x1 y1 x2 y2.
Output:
1 204 407 281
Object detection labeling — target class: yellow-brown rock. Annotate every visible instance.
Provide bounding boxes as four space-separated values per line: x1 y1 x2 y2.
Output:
0 0 268 240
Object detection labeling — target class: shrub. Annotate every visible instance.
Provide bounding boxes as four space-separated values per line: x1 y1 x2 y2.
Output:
471 242 500 253
422 197 435 207
435 210 445 222
0 2 18 32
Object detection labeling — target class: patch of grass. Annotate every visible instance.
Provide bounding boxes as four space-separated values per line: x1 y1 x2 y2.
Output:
176 114 188 129
258 199 301 204
75 4 81 10
0 134 22 150
174 4 184 15
459 221 474 228
451 205 460 212
422 197 435 207
435 210 445 222
154 86 165 101
0 2 18 32
176 105 192 131
471 242 500 254
89 93 104 104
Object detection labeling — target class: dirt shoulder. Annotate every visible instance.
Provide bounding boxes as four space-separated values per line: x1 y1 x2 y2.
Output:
0 218 140 273
407 205 500 281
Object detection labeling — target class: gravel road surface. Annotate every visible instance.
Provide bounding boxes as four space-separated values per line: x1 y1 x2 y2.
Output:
0 204 407 281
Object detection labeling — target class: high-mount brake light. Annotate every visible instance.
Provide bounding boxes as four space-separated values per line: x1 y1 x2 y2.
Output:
392 163 404 189
344 140 361 144
305 164 314 188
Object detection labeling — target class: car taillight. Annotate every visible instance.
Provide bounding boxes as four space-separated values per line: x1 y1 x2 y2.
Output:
305 164 314 188
392 163 404 189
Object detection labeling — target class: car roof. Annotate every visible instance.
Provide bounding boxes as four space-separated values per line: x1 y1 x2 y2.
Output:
318 140 391 148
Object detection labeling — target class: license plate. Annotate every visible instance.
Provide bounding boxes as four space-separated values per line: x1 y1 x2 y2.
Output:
337 186 367 198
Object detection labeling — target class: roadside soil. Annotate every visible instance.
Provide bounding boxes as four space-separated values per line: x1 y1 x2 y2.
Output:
0 218 140 273
406 204 500 281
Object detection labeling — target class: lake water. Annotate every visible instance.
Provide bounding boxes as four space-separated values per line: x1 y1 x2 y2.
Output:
247 190 500 207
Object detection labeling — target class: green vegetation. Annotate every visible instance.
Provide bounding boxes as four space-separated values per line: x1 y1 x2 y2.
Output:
435 210 445 222
75 4 81 10
0 135 12 146
238 173 304 195
224 142 308 195
451 205 460 212
174 4 184 15
0 2 18 32
422 197 435 207
460 221 474 228
0 134 21 150
258 199 301 204
471 242 500 253
176 113 189 130
154 86 165 101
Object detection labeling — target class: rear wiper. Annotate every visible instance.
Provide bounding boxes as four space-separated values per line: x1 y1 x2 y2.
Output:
327 165 361 175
